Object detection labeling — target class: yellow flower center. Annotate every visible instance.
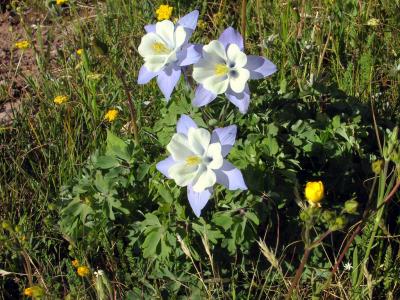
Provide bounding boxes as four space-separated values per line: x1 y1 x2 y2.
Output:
185 155 201 166
214 64 229 76
152 42 169 54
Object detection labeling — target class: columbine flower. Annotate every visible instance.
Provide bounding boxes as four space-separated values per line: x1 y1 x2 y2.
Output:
56 0 68 5
137 10 202 100
104 109 119 122
305 181 324 207
156 115 247 217
14 40 30 50
192 27 277 113
77 266 90 277
156 4 173 21
24 286 44 298
53 95 68 104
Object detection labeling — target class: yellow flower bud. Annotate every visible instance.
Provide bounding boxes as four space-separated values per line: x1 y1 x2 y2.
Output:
305 181 324 206
71 259 79 268
371 159 383 174
24 286 44 298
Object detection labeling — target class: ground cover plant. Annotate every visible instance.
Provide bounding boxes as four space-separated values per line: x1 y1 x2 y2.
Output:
0 0 399 299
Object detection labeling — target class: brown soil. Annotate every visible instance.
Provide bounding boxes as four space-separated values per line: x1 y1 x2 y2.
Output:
0 8 39 124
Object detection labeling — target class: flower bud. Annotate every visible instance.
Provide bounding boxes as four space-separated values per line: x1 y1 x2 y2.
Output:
344 199 358 214
371 159 384 174
2 220 12 230
300 210 310 222
321 210 335 223
305 181 324 206
330 216 346 231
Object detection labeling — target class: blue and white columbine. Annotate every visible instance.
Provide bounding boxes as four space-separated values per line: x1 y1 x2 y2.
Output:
192 27 277 113
137 10 202 100
156 115 247 217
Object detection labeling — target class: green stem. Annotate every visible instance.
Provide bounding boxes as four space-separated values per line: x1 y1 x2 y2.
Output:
355 161 388 286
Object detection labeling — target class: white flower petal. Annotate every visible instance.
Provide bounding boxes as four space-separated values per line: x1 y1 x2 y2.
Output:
227 44 247 68
156 20 175 48
203 75 229 94
167 133 194 161
205 143 223 169
203 40 227 62
174 26 187 49
192 167 216 192
144 56 169 72
192 62 216 84
229 68 250 93
138 33 166 57
188 128 210 156
169 162 198 187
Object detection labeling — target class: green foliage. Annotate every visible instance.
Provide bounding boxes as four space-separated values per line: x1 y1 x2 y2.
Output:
1 0 400 299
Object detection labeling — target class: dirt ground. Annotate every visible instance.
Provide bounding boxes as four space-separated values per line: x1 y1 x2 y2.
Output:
0 6 39 124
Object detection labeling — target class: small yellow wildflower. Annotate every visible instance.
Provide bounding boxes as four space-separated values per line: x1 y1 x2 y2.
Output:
24 286 44 298
156 4 173 21
104 109 119 122
197 20 206 30
77 266 90 277
14 40 30 50
367 18 380 26
72 259 79 268
53 95 68 104
305 181 324 206
56 0 68 5
76 49 83 56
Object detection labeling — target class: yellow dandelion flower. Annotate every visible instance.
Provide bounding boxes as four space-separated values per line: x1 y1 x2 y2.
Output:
14 40 30 50
156 4 173 21
305 181 324 207
56 0 68 5
24 286 44 298
77 266 90 277
76 49 83 56
53 95 68 104
72 259 79 268
104 109 119 122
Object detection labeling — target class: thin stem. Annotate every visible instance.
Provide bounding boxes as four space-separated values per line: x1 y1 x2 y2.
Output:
285 248 311 300
241 0 247 49
330 176 400 276
285 229 332 299
117 70 140 145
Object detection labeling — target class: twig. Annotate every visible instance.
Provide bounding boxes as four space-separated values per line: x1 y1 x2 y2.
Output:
116 71 140 145
241 0 247 49
285 230 332 299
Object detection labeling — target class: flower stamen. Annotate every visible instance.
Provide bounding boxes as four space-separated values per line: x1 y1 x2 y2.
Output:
152 42 169 54
185 155 201 166
214 64 229 76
